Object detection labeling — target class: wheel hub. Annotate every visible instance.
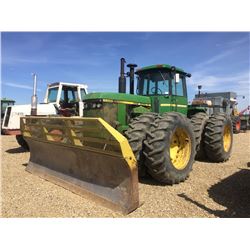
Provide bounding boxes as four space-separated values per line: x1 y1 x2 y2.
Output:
223 125 232 152
170 128 191 170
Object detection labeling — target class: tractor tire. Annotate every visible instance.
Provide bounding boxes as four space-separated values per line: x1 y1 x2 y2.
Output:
143 112 196 184
231 115 241 134
125 112 158 177
190 112 209 160
204 113 233 162
16 134 29 151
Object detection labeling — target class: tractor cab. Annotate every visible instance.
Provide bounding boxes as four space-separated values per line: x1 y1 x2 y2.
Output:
44 82 88 116
135 64 191 114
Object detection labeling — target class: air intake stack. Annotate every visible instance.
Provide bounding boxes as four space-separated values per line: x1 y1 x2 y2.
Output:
31 73 38 116
127 63 137 95
118 58 126 93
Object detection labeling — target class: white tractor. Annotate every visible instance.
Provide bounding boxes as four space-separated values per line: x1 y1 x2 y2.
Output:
2 76 88 149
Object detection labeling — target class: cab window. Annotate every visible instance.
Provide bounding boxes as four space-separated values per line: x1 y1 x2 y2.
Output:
48 87 59 102
138 71 170 95
171 77 185 96
60 87 78 103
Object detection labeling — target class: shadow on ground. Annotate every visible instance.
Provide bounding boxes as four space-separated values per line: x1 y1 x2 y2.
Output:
178 165 250 218
139 176 167 186
6 147 28 154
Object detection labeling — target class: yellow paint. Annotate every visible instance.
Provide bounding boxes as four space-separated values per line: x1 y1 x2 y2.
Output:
160 104 187 108
170 128 191 170
223 124 232 152
98 118 137 171
21 116 137 172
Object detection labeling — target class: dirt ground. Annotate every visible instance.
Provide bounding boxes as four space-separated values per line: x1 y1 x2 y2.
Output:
1 132 250 218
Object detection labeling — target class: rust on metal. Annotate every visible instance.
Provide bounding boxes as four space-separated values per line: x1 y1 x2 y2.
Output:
20 116 139 214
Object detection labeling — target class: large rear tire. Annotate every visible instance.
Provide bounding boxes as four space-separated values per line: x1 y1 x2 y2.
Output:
204 113 233 162
143 112 196 184
231 115 241 134
124 113 158 177
190 112 209 160
16 134 29 151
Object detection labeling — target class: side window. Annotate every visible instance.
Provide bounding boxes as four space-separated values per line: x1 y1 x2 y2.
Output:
142 78 149 95
80 88 86 100
172 78 184 96
67 89 75 102
48 87 59 102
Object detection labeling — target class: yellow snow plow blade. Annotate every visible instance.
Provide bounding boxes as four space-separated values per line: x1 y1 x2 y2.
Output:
20 116 139 214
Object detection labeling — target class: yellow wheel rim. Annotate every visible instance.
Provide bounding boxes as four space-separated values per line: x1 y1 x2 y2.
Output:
223 125 232 152
170 128 191 170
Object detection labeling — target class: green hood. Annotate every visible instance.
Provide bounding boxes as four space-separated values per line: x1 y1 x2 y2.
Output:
83 92 151 105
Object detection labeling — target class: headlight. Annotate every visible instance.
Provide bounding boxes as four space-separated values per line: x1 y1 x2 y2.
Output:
84 100 103 110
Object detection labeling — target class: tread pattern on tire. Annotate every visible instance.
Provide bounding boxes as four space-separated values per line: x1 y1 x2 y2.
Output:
231 115 241 134
124 112 158 177
204 113 233 162
143 112 195 184
190 112 209 160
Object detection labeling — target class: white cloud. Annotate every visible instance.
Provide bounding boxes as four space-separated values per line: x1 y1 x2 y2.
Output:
225 36 249 47
188 70 250 110
194 35 249 69
2 82 41 91
196 50 234 68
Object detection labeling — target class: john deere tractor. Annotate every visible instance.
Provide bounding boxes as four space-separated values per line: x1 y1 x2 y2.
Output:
20 58 233 213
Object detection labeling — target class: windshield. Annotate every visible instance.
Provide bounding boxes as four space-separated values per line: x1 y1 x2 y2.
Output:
137 71 171 96
48 87 59 103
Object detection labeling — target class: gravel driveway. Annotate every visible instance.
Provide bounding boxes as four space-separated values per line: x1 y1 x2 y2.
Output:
1 132 250 218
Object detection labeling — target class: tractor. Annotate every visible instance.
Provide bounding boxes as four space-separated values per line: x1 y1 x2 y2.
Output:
190 86 242 134
2 74 88 149
20 58 233 213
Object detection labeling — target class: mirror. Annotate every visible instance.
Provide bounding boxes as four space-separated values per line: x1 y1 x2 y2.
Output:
175 73 180 83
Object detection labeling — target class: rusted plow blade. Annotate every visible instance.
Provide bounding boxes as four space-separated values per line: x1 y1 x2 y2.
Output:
20 116 139 214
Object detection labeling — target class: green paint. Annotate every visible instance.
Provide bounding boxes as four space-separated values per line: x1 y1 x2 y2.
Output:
132 106 151 114
83 64 190 133
117 103 126 131
83 92 151 105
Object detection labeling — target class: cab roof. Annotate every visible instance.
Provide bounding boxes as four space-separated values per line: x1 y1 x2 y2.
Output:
136 64 185 74
48 82 88 89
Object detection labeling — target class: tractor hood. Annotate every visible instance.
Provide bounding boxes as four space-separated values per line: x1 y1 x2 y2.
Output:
83 92 151 105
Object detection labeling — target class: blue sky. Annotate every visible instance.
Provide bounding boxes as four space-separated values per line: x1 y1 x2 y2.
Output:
1 32 249 110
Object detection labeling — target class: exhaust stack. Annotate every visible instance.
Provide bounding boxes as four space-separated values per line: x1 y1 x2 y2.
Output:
118 58 126 93
127 64 137 95
31 73 38 116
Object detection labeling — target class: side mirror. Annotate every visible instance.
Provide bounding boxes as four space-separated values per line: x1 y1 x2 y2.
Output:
175 73 180 83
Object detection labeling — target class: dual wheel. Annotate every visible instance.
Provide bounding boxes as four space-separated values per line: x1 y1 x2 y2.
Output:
125 112 196 184
126 111 233 184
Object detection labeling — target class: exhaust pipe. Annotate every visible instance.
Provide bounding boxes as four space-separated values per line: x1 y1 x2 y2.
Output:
118 58 126 93
31 73 38 116
127 64 137 95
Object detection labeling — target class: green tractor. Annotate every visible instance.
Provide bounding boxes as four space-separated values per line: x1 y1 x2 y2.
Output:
20 58 233 213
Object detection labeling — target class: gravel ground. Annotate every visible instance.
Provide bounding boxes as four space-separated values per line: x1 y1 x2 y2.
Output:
1 132 250 218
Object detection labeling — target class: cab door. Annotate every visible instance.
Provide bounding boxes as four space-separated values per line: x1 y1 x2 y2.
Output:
170 76 188 115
